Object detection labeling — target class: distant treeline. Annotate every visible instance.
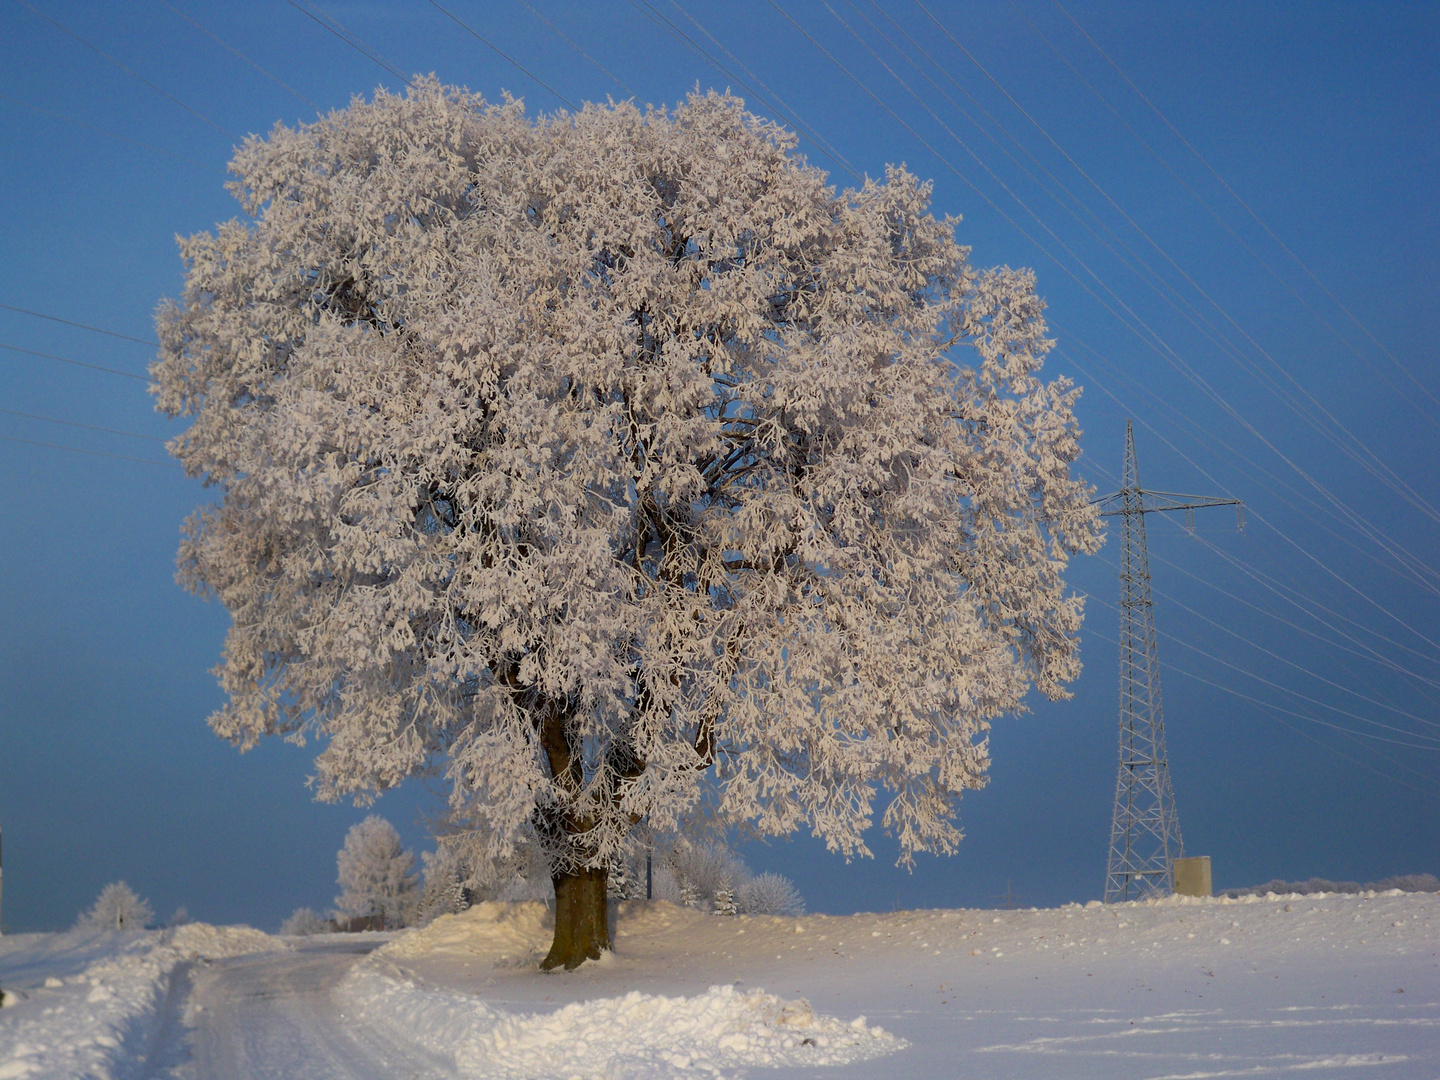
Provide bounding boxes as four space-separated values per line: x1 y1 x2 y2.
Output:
1223 873 1439 898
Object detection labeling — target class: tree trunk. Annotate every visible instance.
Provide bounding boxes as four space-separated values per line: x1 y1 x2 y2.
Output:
541 866 610 971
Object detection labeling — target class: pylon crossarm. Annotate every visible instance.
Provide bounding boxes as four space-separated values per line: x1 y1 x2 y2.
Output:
1092 489 1243 518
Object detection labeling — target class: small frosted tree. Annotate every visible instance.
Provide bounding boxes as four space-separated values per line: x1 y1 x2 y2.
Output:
153 81 1100 969
335 816 419 929
76 882 154 931
712 875 738 917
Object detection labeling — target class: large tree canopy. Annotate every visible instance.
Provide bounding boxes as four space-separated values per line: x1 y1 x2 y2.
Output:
153 80 1100 966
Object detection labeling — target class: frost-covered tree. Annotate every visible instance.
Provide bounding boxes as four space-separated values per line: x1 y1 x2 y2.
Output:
152 80 1100 969
334 816 419 929
76 882 153 931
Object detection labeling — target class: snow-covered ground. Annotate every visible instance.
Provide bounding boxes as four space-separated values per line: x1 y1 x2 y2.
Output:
0 922 282 1078
1 890 1435 1078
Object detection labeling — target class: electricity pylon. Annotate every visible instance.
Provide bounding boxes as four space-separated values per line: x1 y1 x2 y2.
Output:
1093 421 1243 903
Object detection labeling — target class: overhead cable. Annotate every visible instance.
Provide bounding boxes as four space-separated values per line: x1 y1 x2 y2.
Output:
1010 0 1440 437
667 0 857 179
284 0 413 88
156 0 321 113
0 407 165 442
1063 344 1440 657
0 302 160 347
0 432 177 468
0 91 224 172
1086 623 1439 801
425 0 576 111
911 0 1440 536
14 0 237 140
513 0 634 99
1093 552 1440 738
629 0 861 183
2 342 149 381
1052 0 1440 420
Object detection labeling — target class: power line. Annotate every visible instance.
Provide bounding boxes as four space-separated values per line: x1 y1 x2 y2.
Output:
1 342 149 381
0 302 159 347
853 5 1440 592
14 0 236 141
857 0 1437 514
0 407 165 442
1062 341 1440 657
155 0 321 113
0 432 177 469
667 0 857 179
1168 517 1440 679
1009 0 1440 439
792 0 1406 570
1144 533 1440 695
1059 334 1440 604
284 0 412 88
1085 621 1440 801
0 91 224 172
513 0 634 99
515 0 633 99
911 1 1440 538
1092 552 1440 741
1051 0 1440 422
425 0 575 111
630 0 860 183
774 4 1440 675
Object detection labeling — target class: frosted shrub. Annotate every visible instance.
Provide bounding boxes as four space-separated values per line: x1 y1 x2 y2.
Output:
280 907 333 936
738 872 806 917
75 882 154 931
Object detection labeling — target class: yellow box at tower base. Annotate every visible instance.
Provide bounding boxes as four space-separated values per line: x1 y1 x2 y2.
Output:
1174 856 1213 897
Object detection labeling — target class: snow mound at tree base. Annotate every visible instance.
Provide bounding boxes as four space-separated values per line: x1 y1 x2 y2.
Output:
338 960 903 1078
379 901 553 964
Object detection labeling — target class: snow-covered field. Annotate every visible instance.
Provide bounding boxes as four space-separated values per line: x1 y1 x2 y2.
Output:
1 891 1435 1079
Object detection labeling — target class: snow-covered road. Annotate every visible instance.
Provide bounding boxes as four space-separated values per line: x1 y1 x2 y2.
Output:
183 940 449 1080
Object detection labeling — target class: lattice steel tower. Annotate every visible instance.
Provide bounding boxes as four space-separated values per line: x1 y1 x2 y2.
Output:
1095 421 1242 902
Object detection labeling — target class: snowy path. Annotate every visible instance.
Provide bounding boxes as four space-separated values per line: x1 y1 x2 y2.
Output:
183 941 451 1080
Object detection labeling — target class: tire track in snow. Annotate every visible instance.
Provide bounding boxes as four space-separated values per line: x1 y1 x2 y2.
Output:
183 942 452 1080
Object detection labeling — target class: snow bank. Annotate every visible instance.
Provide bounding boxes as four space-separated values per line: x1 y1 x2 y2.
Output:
0 923 285 1080
338 958 901 1078
380 900 552 965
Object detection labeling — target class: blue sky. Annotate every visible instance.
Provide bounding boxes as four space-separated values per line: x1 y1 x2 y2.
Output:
1 0 1436 932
